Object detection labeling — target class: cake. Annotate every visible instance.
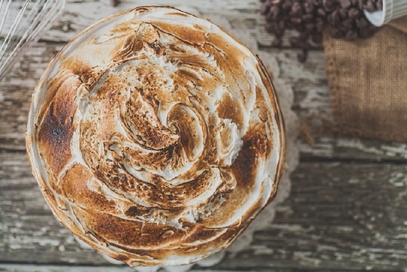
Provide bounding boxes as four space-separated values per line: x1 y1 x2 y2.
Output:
26 6 286 266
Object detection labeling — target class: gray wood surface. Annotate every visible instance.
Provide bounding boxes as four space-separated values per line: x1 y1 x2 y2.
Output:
2 156 407 270
1 0 407 271
0 266 255 272
3 43 407 161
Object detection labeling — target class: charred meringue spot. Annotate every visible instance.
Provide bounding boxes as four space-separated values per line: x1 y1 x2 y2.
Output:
216 92 244 130
166 104 204 162
60 163 118 212
232 135 266 189
27 6 285 267
125 205 153 217
124 90 179 150
37 74 80 176
72 206 188 249
147 41 165 55
63 58 96 84
114 23 162 61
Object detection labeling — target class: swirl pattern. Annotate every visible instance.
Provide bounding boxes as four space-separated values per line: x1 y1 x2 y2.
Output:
26 6 285 266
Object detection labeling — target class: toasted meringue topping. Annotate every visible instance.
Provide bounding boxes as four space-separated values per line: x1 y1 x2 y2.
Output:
26 6 285 267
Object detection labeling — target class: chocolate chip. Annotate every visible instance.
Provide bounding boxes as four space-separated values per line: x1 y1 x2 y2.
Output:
282 0 293 10
312 0 321 6
346 30 358 40
305 23 315 33
356 17 369 28
290 17 302 24
299 32 310 41
297 49 308 63
341 0 352 9
272 38 283 47
328 9 340 25
295 23 306 31
317 7 327 17
300 41 312 50
265 22 276 33
312 33 323 43
260 0 378 63
341 19 354 30
267 6 281 20
337 8 348 19
364 0 377 12
376 0 383 10
323 0 337 12
359 28 370 38
260 2 271 15
303 14 315 22
351 0 359 7
331 28 345 38
348 7 361 19
304 2 315 13
274 27 285 37
110 0 119 7
315 18 325 32
291 2 303 16
289 36 300 46
286 20 295 28
358 0 365 9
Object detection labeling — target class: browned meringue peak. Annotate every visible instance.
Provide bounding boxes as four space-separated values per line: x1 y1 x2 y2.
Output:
26 6 286 267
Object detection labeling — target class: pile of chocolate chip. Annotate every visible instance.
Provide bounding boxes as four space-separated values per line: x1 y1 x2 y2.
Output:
260 0 381 62
110 0 119 7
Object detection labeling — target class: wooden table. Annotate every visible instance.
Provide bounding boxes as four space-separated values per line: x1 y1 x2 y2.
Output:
1 0 407 271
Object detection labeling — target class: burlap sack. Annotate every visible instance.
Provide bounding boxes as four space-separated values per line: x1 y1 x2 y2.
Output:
323 17 407 142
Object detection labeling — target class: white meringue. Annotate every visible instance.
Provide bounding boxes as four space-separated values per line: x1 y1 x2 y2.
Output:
26 6 285 267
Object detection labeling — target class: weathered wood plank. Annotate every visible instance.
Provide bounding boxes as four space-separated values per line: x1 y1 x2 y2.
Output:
0 43 63 151
0 265 268 272
2 152 407 271
0 266 141 272
266 48 407 161
3 1 407 272
1 41 407 160
44 0 266 44
217 162 407 271
0 265 306 272
5 0 407 161
2 0 405 162
44 1 311 49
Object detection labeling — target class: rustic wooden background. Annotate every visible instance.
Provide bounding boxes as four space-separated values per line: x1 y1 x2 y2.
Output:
1 0 407 271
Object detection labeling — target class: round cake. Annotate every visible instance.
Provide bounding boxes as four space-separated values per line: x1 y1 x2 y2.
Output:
26 6 286 266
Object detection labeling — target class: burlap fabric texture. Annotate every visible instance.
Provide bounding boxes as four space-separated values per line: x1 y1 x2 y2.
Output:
323 16 407 142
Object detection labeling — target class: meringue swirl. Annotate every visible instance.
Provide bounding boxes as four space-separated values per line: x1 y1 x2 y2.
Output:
26 6 285 266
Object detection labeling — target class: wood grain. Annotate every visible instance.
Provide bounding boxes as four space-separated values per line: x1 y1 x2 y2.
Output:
219 162 407 271
0 42 62 151
0 266 255 272
1 153 407 270
2 0 407 160
266 48 407 162
2 1 407 271
2 42 407 160
43 0 299 48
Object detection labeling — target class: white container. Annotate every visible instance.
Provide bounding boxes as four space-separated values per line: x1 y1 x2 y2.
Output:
364 0 407 27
